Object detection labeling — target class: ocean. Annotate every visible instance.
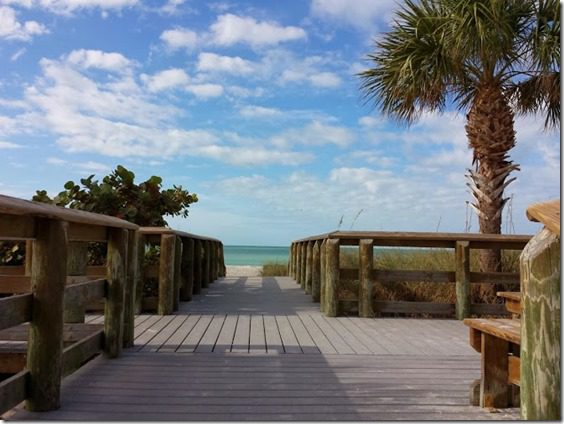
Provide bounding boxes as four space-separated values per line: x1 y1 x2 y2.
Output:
224 245 289 266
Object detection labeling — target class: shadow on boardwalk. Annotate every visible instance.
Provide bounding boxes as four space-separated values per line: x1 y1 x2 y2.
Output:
7 277 519 421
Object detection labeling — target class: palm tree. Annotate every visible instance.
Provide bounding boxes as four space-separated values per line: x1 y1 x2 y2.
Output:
359 0 559 272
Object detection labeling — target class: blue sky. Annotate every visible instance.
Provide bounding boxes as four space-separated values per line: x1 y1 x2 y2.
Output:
0 0 560 246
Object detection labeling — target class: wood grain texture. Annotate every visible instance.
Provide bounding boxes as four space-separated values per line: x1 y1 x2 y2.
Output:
26 219 68 411
158 234 176 315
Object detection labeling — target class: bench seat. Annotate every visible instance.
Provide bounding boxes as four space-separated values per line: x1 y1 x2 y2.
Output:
464 318 521 409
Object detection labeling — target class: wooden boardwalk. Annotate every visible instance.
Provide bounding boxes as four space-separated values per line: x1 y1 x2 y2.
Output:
7 276 520 421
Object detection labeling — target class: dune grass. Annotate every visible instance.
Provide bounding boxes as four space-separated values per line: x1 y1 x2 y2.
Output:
261 262 289 277
263 248 520 304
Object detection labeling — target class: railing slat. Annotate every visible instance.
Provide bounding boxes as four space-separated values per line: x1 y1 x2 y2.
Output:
0 293 32 331
0 369 29 414
62 329 104 377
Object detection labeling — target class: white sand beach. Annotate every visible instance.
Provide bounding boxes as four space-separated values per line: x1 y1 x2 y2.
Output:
225 265 262 277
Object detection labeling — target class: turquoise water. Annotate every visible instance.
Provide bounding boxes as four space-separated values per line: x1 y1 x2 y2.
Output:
224 245 289 266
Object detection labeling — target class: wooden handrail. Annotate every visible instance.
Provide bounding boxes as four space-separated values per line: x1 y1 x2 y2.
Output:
0 194 138 230
139 226 221 242
290 231 531 319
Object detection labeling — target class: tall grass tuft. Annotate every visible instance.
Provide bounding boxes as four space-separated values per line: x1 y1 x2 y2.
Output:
261 262 289 277
339 248 520 305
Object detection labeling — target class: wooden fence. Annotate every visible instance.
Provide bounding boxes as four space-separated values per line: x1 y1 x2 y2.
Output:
289 231 531 318
138 227 226 315
0 194 225 414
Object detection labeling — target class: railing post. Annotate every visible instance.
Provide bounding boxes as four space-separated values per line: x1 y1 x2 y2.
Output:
193 239 202 294
26 219 68 411
320 239 326 312
134 234 145 314
288 243 293 278
158 233 175 315
455 241 471 320
203 241 211 288
219 242 225 277
300 242 307 290
359 239 374 318
173 235 182 311
180 238 194 301
521 228 560 420
312 241 321 302
123 229 138 348
325 238 340 317
105 228 128 358
295 243 301 285
64 241 89 323
212 241 218 281
305 241 313 294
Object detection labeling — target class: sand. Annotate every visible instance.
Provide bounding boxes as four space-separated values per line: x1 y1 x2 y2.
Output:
226 265 262 277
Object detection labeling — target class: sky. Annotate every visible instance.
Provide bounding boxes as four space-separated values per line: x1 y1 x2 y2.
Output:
0 0 560 246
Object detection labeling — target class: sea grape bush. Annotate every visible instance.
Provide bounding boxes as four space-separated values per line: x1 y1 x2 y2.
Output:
32 165 198 226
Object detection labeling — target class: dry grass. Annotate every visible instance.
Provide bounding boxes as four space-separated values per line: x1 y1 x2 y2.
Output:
261 262 289 277
338 248 520 305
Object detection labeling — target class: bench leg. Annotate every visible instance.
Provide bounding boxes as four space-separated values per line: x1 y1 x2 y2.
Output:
480 333 509 408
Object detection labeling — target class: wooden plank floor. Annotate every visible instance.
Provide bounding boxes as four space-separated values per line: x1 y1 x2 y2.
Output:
6 276 520 421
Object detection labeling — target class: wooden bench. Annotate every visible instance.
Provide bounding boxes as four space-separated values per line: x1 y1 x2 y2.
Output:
497 291 521 316
464 317 520 408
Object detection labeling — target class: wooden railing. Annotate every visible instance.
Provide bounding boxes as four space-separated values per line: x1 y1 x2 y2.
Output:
289 231 531 318
138 227 226 315
0 194 138 414
0 195 226 415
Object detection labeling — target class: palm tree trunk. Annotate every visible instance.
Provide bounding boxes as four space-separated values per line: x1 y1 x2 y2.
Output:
465 85 519 283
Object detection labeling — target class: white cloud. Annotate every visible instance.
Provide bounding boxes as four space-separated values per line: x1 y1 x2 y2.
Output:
65 49 132 73
272 120 354 148
76 160 110 173
310 0 398 32
239 105 282 118
0 140 21 149
159 0 186 15
308 71 341 88
46 156 66 165
186 83 223 98
0 6 48 41
196 145 312 166
141 68 190 92
209 13 306 47
160 27 199 50
2 0 138 15
196 52 256 75
278 54 341 88
10 47 26 61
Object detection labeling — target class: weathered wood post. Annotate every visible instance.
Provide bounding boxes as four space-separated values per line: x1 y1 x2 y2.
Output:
212 241 218 281
180 238 194 301
203 241 212 288
158 234 175 315
320 239 326 312
173 235 182 311
220 243 226 277
193 239 202 294
64 241 89 323
123 229 138 348
295 242 302 285
26 219 68 411
520 200 560 420
359 239 374 318
325 239 340 317
300 242 307 290
305 241 313 294
24 239 33 276
288 243 293 278
455 240 471 320
105 228 128 358
134 234 145 314
312 241 321 302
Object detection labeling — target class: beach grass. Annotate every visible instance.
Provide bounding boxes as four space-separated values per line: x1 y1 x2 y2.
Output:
263 248 520 303
261 262 289 276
